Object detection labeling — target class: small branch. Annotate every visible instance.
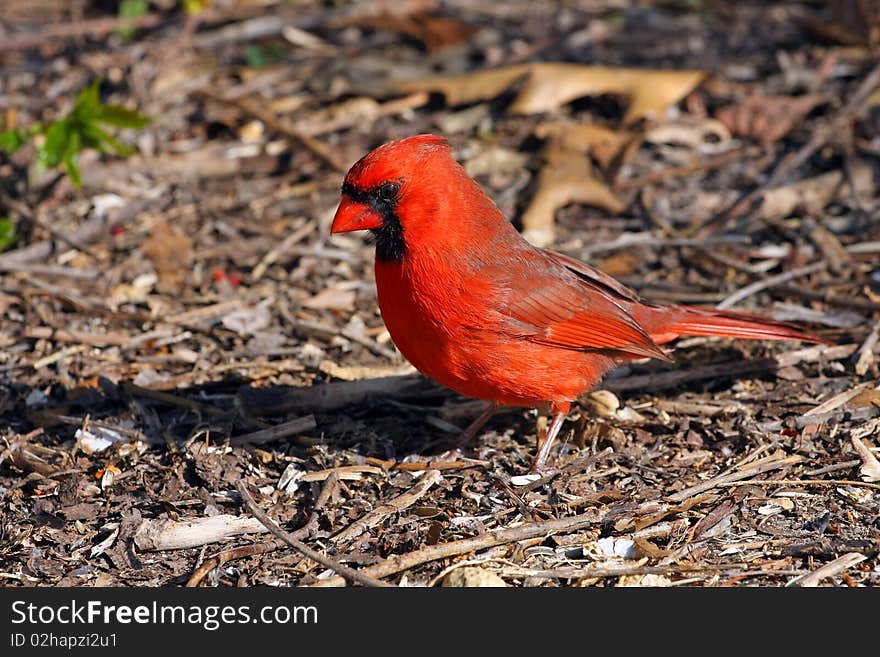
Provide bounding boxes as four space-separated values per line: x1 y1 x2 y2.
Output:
605 358 777 394
714 479 880 492
668 453 804 503
0 13 166 53
236 375 434 416
786 552 867 587
185 544 274 588
196 89 348 172
312 509 603 587
133 514 268 551
716 262 827 309
853 317 880 376
0 214 111 268
187 473 340 587
235 480 390 587
228 415 317 446
331 470 443 545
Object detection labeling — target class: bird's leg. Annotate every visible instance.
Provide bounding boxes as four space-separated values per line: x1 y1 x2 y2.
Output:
455 401 497 449
528 401 571 473
428 402 497 462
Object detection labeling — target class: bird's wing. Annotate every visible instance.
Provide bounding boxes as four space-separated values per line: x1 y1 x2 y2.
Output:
543 249 642 303
495 248 669 361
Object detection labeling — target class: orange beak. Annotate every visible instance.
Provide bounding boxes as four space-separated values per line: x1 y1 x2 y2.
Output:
330 197 383 234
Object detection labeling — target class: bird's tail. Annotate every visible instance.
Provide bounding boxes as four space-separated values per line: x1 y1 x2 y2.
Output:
637 305 831 346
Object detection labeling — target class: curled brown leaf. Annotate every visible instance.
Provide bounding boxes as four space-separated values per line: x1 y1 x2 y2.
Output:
396 63 706 124
715 94 826 146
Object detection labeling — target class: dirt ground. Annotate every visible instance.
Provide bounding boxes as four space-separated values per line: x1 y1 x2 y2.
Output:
1 0 879 588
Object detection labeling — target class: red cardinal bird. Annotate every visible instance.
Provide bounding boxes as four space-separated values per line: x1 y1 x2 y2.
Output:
331 134 827 472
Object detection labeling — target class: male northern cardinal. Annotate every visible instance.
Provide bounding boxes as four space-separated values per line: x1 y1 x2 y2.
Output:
331 134 827 472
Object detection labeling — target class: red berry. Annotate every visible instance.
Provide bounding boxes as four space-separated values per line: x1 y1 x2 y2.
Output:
211 267 226 282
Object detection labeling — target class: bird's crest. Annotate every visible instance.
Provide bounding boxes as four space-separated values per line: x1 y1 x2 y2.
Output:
345 134 451 189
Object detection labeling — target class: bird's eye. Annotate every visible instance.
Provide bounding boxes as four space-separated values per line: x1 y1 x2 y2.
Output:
377 182 400 201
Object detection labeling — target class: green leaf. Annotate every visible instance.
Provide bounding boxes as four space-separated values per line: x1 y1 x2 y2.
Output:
72 79 102 121
0 129 28 153
62 130 82 188
245 43 284 69
38 118 73 168
93 104 151 129
0 218 15 252
117 0 148 40
81 122 135 157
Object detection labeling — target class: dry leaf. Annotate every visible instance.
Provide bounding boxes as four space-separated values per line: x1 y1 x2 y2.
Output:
582 390 620 417
339 9 478 52
850 435 880 482
520 135 626 246
442 567 506 587
851 389 880 408
222 297 274 336
303 281 358 311
644 117 732 151
463 142 528 178
715 95 825 146
597 251 640 277
109 273 157 310
617 573 672 587
150 53 217 98
142 220 193 294
756 158 871 222
536 122 639 172
396 63 706 125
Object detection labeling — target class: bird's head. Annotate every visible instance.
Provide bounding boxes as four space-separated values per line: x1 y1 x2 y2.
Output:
331 134 496 262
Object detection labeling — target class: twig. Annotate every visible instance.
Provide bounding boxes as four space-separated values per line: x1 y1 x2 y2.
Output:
278 311 399 361
299 92 430 136
668 454 803 503
786 552 867 587
184 543 273 587
235 375 434 416
120 382 229 418
695 60 880 235
580 231 744 257
849 435 880 483
133 514 269 551
801 383 874 417
768 61 880 187
312 509 604 587
331 470 443 544
716 262 827 309
853 317 880 376
0 13 166 53
228 415 317 446
615 147 750 192
776 284 880 313
495 562 752 581
514 447 614 492
235 480 390 587
250 221 316 282
196 89 348 172
187 473 340 587
0 262 99 280
605 358 777 393
0 214 112 268
300 465 385 482
724 473 880 489
363 457 489 472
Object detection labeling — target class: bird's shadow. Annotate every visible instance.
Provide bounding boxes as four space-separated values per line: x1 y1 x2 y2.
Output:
0 374 536 465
